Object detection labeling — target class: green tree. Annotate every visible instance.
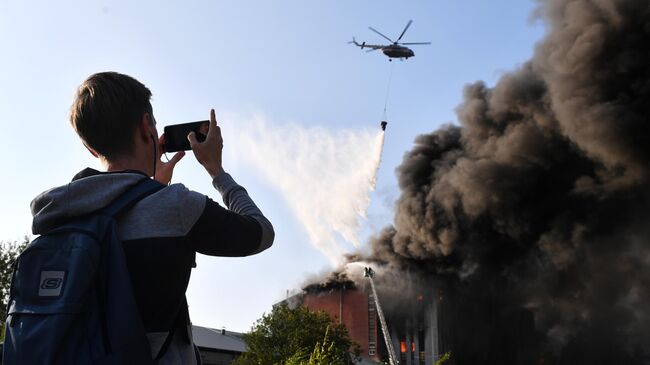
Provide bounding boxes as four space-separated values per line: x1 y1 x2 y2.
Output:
434 352 452 365
233 304 361 365
0 237 29 338
284 326 350 365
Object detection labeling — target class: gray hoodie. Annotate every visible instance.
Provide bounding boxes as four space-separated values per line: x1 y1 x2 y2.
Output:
31 168 274 364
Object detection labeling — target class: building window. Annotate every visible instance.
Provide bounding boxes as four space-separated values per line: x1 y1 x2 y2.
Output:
419 328 426 365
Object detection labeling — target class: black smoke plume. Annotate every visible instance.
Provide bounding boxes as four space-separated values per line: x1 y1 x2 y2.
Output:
303 271 357 293
367 0 650 363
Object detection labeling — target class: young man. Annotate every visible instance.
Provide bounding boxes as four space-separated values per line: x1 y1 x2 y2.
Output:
30 72 274 364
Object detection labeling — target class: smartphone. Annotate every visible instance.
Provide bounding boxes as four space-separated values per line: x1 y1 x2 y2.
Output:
163 120 209 152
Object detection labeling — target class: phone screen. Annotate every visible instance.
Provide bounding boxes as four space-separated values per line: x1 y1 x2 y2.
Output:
163 120 209 152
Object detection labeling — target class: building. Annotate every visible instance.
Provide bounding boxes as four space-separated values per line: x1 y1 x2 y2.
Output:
192 325 247 365
280 268 545 365
280 280 444 365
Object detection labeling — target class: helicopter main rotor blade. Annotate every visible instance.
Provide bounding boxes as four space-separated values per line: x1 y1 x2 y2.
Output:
368 26 394 43
366 48 381 53
397 20 413 42
401 42 431 45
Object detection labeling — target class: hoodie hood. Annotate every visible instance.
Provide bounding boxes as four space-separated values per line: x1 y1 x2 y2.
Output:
31 168 149 235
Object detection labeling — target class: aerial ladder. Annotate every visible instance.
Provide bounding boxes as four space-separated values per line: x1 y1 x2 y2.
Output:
364 267 399 365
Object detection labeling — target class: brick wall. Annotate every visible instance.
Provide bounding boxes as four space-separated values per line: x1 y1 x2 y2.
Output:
303 289 380 361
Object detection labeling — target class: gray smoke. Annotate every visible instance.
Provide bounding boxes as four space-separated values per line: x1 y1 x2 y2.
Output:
366 0 650 363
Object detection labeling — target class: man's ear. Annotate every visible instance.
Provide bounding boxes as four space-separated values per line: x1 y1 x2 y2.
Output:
138 113 153 142
83 142 99 158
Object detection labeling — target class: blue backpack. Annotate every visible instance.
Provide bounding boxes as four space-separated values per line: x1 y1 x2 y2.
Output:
4 178 169 365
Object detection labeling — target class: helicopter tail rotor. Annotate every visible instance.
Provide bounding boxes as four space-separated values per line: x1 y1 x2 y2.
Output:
349 38 368 49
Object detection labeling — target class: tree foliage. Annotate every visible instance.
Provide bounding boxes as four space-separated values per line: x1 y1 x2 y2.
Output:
434 351 452 365
284 326 352 365
0 237 29 338
233 304 361 365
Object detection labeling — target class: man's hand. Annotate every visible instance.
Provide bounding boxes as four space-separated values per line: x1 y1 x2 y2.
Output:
155 134 185 184
188 109 224 179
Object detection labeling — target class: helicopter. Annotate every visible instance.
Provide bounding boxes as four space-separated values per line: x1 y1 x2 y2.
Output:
350 20 430 61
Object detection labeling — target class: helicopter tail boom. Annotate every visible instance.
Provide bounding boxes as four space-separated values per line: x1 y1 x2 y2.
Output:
349 38 367 49
349 37 384 51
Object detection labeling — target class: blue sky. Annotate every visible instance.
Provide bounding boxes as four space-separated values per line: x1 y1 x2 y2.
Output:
0 0 544 332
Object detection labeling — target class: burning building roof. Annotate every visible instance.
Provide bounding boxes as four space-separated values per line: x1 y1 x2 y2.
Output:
302 270 357 294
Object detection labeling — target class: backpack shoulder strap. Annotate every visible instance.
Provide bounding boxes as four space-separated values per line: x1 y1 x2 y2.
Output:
100 178 165 218
154 306 184 361
102 178 185 361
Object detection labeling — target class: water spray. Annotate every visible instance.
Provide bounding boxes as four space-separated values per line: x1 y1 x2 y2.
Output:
231 115 386 263
364 267 399 365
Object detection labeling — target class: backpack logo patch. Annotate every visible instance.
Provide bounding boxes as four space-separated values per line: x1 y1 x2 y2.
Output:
39 271 65 297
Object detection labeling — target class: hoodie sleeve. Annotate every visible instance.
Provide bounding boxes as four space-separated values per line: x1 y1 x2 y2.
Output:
185 172 274 256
